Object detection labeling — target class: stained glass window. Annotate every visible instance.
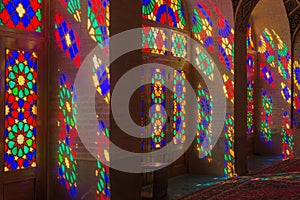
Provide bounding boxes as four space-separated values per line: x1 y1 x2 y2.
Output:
247 81 254 135
192 1 213 52
260 63 274 87
173 70 186 144
0 0 42 32
260 90 272 144
60 0 81 22
281 82 291 104
197 84 213 162
151 68 166 149
224 113 235 178
87 0 110 49
281 111 295 160
222 74 234 104
58 74 78 197
257 28 275 68
171 32 187 58
4 49 37 172
195 47 214 81
142 0 186 30
167 0 186 29
142 26 167 55
54 13 81 67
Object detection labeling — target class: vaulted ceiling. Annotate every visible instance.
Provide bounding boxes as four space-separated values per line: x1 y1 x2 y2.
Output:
233 0 300 39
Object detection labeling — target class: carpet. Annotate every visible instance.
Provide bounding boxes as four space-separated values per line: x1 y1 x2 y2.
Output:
179 158 300 200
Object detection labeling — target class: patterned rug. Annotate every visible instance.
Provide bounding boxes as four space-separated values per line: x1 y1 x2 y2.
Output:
179 158 300 200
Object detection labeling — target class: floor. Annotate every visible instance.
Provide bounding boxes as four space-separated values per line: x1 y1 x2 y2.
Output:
166 155 282 200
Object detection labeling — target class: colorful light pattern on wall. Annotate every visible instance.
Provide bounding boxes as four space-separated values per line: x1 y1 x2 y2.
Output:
4 49 37 171
60 0 81 22
273 30 291 80
171 32 187 58
173 70 186 144
281 112 295 160
142 0 186 29
294 93 300 113
260 63 274 87
87 0 110 49
55 13 81 67
197 84 213 162
247 81 254 134
191 1 214 52
294 60 300 91
142 26 167 55
224 113 235 178
247 53 255 73
195 47 214 81
0 0 42 32
246 23 255 51
96 120 110 200
260 90 272 144
213 5 234 74
281 82 291 104
222 74 234 104
151 68 166 149
92 54 110 104
257 28 275 68
58 74 78 198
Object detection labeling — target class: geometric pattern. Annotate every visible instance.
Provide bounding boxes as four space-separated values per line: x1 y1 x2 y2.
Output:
171 32 187 58
142 25 167 55
195 47 214 81
87 0 110 49
260 63 274 87
0 0 42 32
260 90 272 145
4 49 38 171
197 84 213 162
281 111 295 160
222 74 234 104
247 81 254 135
173 70 186 145
54 13 81 67
151 68 166 149
57 74 78 198
142 0 186 30
192 1 214 52
224 113 235 178
59 0 81 22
